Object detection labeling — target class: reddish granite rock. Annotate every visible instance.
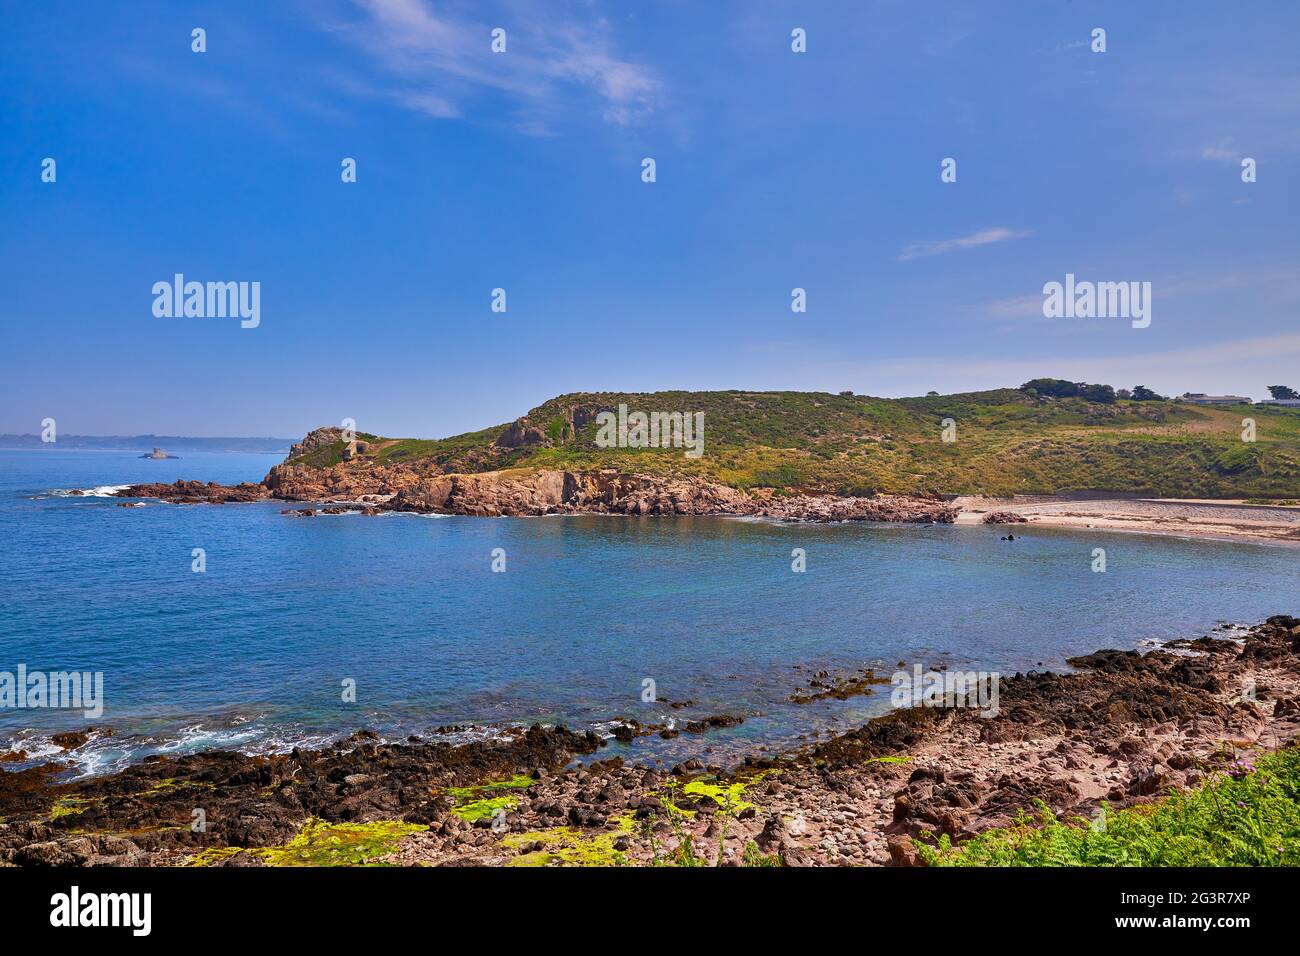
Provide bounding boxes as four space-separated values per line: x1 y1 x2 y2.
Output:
114 480 267 504
983 511 1029 524
494 421 548 448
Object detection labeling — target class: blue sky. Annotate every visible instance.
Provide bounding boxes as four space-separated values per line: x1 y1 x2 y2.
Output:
2 0 1298 438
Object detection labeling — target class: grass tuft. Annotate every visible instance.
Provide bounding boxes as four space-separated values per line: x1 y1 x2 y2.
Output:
918 746 1300 866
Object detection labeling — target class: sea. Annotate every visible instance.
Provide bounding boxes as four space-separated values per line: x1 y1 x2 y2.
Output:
2 448 1295 778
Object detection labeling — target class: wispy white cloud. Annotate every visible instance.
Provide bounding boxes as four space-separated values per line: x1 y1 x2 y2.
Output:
1200 137 1239 163
897 227 1032 262
983 293 1043 318
395 88 460 119
320 0 663 132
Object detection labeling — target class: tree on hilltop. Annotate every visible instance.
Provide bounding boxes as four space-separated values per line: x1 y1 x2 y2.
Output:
1079 383 1116 404
1020 379 1115 403
1020 378 1080 398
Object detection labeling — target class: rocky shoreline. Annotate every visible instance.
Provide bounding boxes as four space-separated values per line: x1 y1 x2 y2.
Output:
114 471 958 524
3 615 1297 867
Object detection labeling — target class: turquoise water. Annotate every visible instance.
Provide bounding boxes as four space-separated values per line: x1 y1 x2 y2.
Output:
2 449 1296 776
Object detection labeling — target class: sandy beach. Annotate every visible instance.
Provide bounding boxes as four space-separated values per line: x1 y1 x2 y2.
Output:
954 496 1300 545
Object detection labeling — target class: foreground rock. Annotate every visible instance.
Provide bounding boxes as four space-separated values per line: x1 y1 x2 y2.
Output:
3 616 1297 867
0 726 601 866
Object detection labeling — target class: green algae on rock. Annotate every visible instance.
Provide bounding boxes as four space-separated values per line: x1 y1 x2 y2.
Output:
187 818 427 867
443 773 533 803
48 796 95 822
503 813 636 867
450 795 518 823
444 773 536 822
682 780 756 814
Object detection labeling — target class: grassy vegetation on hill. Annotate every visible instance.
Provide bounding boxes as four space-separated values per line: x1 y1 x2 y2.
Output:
284 387 1300 499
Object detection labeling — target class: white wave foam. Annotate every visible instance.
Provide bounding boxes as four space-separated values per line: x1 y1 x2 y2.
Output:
2 727 122 779
2 729 64 763
2 719 555 780
50 484 132 498
376 511 450 518
155 723 262 753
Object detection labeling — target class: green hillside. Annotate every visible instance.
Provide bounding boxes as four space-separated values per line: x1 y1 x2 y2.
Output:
288 386 1300 499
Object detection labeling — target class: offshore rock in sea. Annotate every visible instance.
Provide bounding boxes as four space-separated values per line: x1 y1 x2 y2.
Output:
114 479 267 504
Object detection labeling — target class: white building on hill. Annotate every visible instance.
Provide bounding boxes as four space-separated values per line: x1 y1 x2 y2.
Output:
1177 392 1253 406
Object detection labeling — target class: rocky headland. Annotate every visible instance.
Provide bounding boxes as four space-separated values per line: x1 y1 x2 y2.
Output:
114 425 958 523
